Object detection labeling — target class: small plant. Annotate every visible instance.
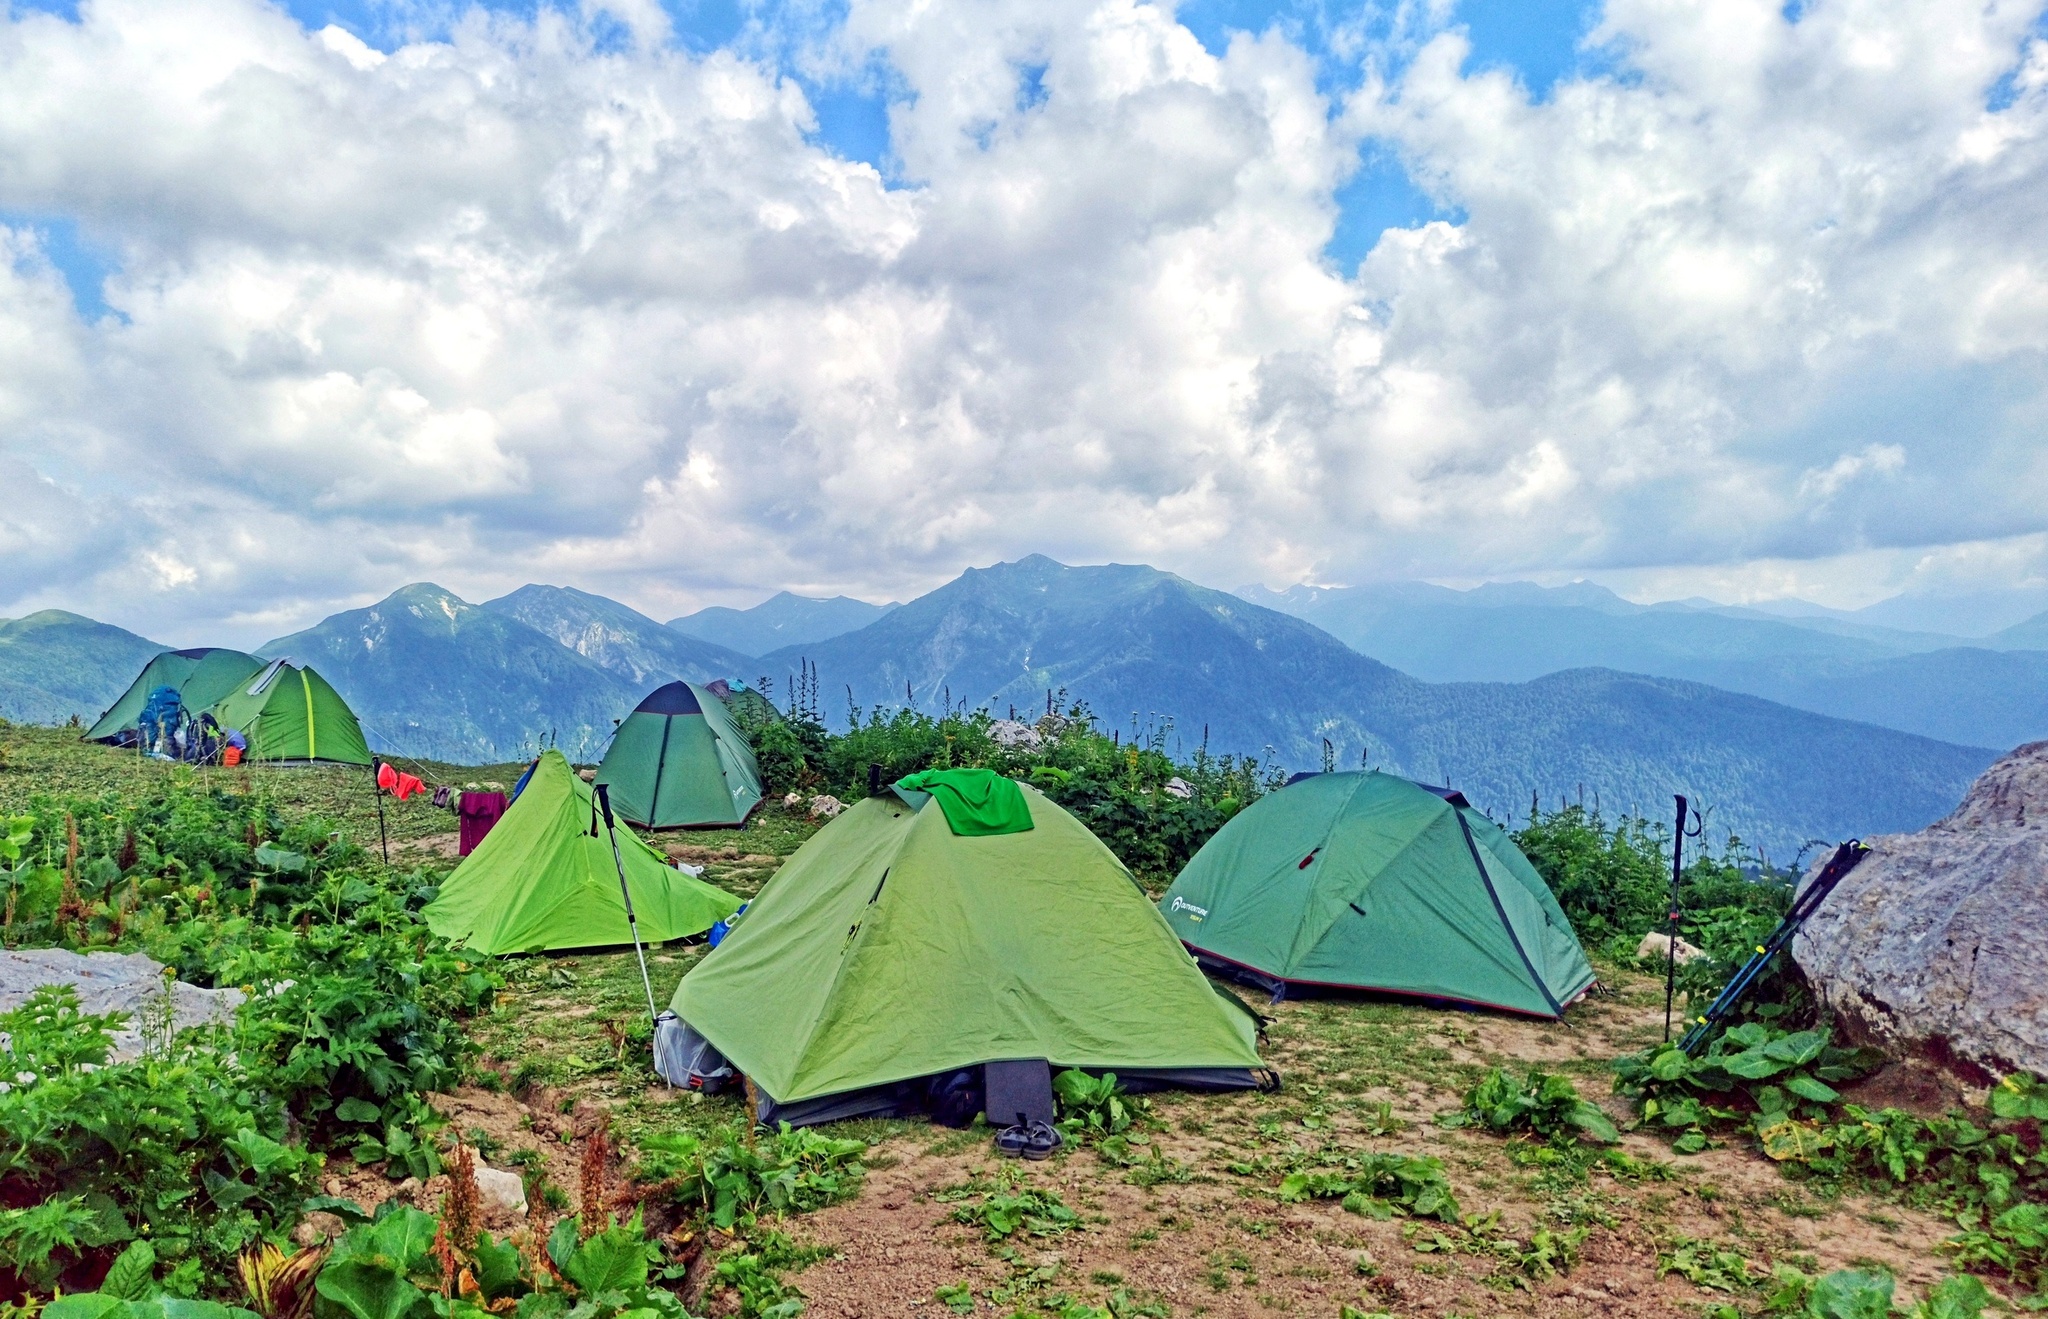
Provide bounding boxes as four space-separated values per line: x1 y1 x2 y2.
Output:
635 1123 867 1230
1273 1151 1460 1222
1616 1022 1881 1153
948 1183 1081 1241
1055 1069 1140 1143
1448 1067 1619 1144
1657 1235 1757 1292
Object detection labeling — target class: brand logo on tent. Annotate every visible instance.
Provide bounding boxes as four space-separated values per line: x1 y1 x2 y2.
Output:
1169 896 1208 921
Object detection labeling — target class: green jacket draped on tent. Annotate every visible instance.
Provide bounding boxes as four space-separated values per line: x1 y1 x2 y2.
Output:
87 648 266 744
1159 771 1594 1018
670 782 1265 1113
425 751 741 954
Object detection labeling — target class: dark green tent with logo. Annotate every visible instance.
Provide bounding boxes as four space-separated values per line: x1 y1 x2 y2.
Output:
205 659 372 766
664 774 1267 1125
87 648 266 744
1159 771 1594 1018
425 750 741 954
594 682 762 828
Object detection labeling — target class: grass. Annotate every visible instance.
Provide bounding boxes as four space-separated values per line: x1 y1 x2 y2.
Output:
0 720 2007 1315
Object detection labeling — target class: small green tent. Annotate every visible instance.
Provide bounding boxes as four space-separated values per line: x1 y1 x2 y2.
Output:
425 750 741 954
667 781 1267 1124
1159 771 1594 1018
205 659 372 766
87 648 266 744
594 682 762 828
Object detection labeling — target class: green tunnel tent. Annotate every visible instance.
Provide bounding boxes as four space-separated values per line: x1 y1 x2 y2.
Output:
87 648 266 744
594 682 763 828
204 658 372 766
1159 771 1594 1019
662 779 1268 1126
424 750 741 954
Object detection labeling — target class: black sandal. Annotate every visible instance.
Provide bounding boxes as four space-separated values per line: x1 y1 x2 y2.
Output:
995 1111 1030 1158
1022 1121 1062 1161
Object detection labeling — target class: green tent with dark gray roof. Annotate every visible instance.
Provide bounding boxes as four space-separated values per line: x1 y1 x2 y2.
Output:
424 750 741 954
664 776 1267 1125
1159 771 1594 1019
594 681 763 829
87 648 266 744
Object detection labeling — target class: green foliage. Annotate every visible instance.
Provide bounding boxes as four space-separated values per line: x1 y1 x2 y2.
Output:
1447 1067 1619 1144
1270 1152 1460 1223
1616 1022 1881 1153
0 985 313 1290
633 1125 866 1231
1657 1236 1757 1292
1053 1069 1139 1143
946 1185 1080 1242
711 1232 832 1319
299 1203 688 1319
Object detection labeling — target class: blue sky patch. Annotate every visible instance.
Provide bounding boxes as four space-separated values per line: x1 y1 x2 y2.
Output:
3 213 120 322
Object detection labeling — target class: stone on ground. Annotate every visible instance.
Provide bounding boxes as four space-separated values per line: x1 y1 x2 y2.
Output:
1794 740 2048 1078
0 947 244 1060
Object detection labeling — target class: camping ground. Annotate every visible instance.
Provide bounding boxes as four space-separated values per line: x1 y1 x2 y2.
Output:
0 723 2015 1316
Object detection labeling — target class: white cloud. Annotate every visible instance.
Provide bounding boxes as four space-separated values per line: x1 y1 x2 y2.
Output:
0 0 2044 644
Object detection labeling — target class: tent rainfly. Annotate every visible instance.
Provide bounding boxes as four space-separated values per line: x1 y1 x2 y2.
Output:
203 658 372 767
594 681 763 828
424 750 741 954
87 648 267 745
663 774 1268 1126
1158 771 1595 1018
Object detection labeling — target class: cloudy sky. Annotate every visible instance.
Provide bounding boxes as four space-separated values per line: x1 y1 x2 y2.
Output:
2 0 2045 645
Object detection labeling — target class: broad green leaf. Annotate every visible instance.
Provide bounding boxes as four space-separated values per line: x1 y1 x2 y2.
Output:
314 1262 431 1319
1649 1048 1691 1082
1914 1273 1991 1319
43 1298 126 1319
1720 1048 1790 1080
1763 1030 1828 1067
101 1240 158 1300
1783 1074 1840 1104
561 1223 652 1292
225 1129 294 1176
1806 1270 1895 1319
1757 1119 1830 1162
471 1236 527 1299
336 1097 383 1123
1567 1101 1621 1144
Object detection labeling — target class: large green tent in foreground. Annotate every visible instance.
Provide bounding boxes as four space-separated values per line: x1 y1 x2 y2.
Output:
425 750 741 954
205 659 373 766
1159 771 1594 1019
87 648 266 744
594 681 762 828
667 780 1266 1124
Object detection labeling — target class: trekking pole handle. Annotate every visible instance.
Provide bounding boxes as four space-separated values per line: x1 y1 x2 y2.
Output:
594 781 616 829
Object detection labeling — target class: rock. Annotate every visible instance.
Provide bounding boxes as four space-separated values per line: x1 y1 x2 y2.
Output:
473 1163 528 1215
0 948 244 1061
1635 932 1707 964
1162 776 1193 800
988 719 1043 751
1794 741 2048 1078
808 795 844 819
323 1177 344 1196
395 1177 422 1196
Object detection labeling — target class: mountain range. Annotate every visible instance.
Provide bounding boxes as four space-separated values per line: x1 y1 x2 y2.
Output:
3 558 2038 853
1241 581 2048 749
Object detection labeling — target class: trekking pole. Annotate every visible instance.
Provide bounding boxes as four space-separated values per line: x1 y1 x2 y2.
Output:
370 762 390 864
594 783 661 1030
1664 794 1687 1042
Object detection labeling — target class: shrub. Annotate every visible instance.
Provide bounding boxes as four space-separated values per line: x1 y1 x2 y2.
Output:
1448 1067 1619 1144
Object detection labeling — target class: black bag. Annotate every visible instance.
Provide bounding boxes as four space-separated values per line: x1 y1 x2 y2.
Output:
926 1068 985 1128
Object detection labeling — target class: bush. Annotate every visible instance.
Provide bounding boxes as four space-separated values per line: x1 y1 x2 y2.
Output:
1448 1067 1619 1145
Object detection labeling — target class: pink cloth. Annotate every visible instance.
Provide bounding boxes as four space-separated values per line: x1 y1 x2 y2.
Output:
458 791 507 856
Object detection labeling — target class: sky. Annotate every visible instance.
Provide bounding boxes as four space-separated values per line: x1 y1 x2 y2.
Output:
2 0 2046 646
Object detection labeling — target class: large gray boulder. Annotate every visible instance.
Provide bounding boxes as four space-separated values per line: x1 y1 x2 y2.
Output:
0 948 244 1061
1794 741 2048 1078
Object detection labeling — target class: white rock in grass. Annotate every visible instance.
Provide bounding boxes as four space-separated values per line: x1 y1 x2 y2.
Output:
473 1163 528 1215
1634 932 1706 964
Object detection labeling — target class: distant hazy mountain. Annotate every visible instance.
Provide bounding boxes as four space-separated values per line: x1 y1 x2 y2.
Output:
263 583 639 763
768 557 1994 854
0 611 165 726
669 591 896 657
1243 581 2048 749
483 585 753 691
1990 610 2048 651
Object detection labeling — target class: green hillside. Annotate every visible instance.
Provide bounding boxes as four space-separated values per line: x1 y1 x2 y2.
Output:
0 609 165 726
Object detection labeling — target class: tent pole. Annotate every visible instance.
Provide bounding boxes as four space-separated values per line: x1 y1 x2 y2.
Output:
1663 794 1686 1042
594 783 661 1030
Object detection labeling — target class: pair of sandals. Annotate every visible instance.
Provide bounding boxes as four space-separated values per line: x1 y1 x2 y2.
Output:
995 1114 1062 1161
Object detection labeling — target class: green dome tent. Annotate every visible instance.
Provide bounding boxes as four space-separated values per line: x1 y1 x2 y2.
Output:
1159 771 1594 1019
665 778 1267 1125
594 682 762 828
87 648 266 744
204 659 372 766
424 750 741 954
